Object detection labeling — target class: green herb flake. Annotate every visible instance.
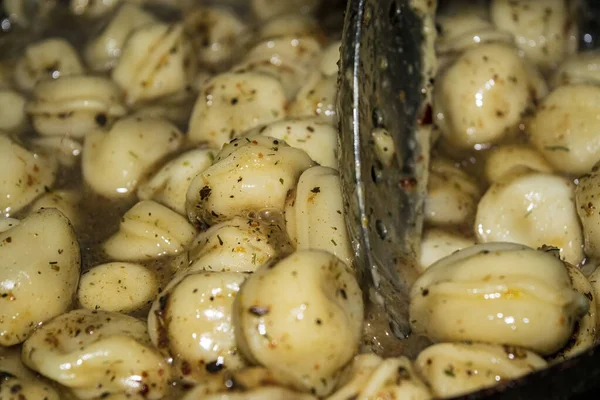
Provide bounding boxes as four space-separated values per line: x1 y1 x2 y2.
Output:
444 366 456 377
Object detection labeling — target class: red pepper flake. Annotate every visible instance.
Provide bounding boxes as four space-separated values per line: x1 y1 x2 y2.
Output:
419 103 432 125
399 177 417 190
181 361 192 375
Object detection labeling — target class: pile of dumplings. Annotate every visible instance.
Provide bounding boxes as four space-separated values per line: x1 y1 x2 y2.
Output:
1 0 600 399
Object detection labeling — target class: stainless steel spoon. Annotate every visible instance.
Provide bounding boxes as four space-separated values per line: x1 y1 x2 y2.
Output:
337 0 437 356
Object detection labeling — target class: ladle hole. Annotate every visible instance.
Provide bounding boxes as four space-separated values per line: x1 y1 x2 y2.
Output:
372 106 385 128
371 161 384 183
375 219 387 240
388 0 401 26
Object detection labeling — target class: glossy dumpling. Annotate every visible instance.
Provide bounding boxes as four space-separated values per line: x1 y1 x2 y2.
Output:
484 145 553 184
130 89 197 127
433 43 536 148
181 368 317 400
319 40 341 77
148 271 247 382
0 209 80 346
234 250 363 396
21 309 170 399
31 136 83 167
435 12 513 56
112 22 196 105
327 354 432 400
241 35 321 67
528 84 600 175
103 200 196 261
0 217 19 233
551 50 600 87
475 168 584 265
415 343 547 398
138 148 215 216
490 0 578 71
284 166 353 266
287 72 337 125
183 6 249 68
83 116 183 198
548 262 597 361
252 117 338 169
77 262 160 314
185 217 277 274
26 75 128 138
326 354 383 400
233 36 322 100
29 189 81 228
186 135 314 226
419 228 476 272
409 242 588 355
84 3 157 71
576 164 600 260
187 72 287 148
0 347 61 400
14 38 84 91
0 135 57 216
425 158 481 227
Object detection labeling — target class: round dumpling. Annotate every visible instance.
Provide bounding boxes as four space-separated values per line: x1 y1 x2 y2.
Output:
528 84 600 175
77 262 160 314
0 135 57 216
21 309 170 399
434 43 537 149
83 116 183 198
234 250 363 396
415 342 547 398
148 271 247 382
186 135 314 226
188 72 287 148
410 242 588 355
0 209 80 346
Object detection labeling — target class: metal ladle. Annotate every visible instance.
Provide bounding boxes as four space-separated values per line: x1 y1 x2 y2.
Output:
337 0 436 356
